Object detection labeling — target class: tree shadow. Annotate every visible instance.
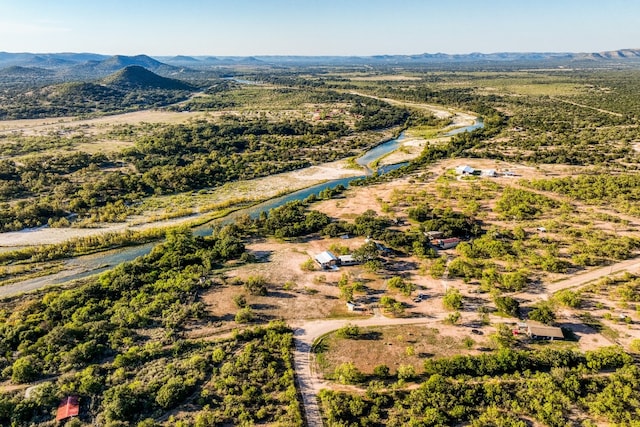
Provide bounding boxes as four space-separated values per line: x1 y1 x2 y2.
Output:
251 250 273 262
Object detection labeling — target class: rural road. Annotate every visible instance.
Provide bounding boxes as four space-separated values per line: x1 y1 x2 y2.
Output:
292 255 640 426
292 313 447 427
522 256 640 301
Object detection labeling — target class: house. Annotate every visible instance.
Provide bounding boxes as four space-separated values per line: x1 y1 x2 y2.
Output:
314 251 338 269
435 237 461 249
526 323 564 340
346 301 356 311
56 396 80 422
338 254 359 266
481 169 498 177
455 165 476 175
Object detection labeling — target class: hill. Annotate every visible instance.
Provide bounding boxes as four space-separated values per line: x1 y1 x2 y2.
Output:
102 65 195 90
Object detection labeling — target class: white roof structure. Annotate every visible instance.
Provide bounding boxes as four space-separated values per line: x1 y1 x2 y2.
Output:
455 165 475 175
481 169 497 177
314 251 338 265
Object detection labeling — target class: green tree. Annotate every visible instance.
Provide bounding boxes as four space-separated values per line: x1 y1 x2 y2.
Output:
494 295 520 317
529 302 556 325
334 362 364 384
244 275 268 296
443 288 463 310
11 355 40 384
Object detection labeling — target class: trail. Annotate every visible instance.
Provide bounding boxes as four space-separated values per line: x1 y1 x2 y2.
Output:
292 314 447 427
550 97 624 117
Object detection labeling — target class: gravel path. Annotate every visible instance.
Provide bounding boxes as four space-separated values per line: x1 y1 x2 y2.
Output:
292 314 447 427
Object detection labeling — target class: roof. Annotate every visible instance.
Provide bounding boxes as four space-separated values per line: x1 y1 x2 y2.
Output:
314 251 338 264
56 396 80 421
455 165 475 174
527 324 564 339
439 238 461 244
482 169 497 176
338 254 355 263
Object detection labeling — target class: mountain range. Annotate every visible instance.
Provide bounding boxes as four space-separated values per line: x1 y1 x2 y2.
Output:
1 49 639 86
0 48 639 70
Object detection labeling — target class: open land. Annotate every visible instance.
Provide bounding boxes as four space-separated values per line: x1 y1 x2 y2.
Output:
1 65 640 426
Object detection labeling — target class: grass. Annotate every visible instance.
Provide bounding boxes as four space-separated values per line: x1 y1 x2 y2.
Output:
316 325 487 377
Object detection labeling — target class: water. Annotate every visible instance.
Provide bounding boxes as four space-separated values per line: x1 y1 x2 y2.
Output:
445 118 484 136
356 133 405 168
1 120 475 294
0 134 410 295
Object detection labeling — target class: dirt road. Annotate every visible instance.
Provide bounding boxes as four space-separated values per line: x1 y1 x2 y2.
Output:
292 314 447 427
517 257 640 302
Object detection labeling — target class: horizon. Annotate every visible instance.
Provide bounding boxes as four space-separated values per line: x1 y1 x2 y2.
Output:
2 46 640 59
1 0 639 56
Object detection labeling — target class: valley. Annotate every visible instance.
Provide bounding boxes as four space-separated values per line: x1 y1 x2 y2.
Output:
0 53 639 426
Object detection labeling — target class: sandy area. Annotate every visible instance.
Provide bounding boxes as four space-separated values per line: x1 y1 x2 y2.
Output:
0 159 364 248
0 109 208 136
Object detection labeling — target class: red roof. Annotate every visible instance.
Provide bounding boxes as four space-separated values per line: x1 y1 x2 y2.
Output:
439 238 461 243
56 396 80 421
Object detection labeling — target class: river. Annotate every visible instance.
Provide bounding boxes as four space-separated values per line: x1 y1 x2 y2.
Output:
0 121 483 297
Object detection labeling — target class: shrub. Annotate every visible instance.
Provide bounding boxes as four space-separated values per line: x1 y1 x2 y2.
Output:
244 275 268 295
235 307 255 323
443 288 463 310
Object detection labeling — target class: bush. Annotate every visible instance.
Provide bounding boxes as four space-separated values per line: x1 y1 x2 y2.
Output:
11 355 40 384
443 288 463 310
235 307 255 323
373 364 390 378
334 362 364 384
336 324 361 339
528 302 556 325
244 275 268 296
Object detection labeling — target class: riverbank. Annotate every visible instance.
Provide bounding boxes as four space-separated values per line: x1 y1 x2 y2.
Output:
0 158 364 249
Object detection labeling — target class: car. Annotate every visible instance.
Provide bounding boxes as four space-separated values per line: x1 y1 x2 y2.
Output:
470 329 483 335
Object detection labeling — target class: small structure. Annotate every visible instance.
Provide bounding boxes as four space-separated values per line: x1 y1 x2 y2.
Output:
481 169 498 177
425 230 444 240
346 301 356 311
503 171 516 177
455 165 476 175
338 254 359 266
314 251 338 269
56 396 80 422
526 323 564 340
435 237 461 249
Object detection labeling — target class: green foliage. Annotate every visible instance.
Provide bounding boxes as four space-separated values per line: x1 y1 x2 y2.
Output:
445 311 461 325
493 295 520 317
300 258 316 271
235 307 255 323
387 276 415 296
263 201 330 238
528 302 557 325
495 187 557 220
373 364 390 378
553 289 582 308
333 362 364 384
490 323 517 349
443 288 463 310
336 324 361 339
429 257 447 279
11 355 41 384
244 275 268 296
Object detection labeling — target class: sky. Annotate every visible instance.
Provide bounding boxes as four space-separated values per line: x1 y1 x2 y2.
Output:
1 0 639 56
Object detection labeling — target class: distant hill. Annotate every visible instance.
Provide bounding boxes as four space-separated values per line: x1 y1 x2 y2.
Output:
71 54 179 77
0 65 54 77
102 66 195 90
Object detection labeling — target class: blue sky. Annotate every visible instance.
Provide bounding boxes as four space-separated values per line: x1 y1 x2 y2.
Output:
1 0 638 56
